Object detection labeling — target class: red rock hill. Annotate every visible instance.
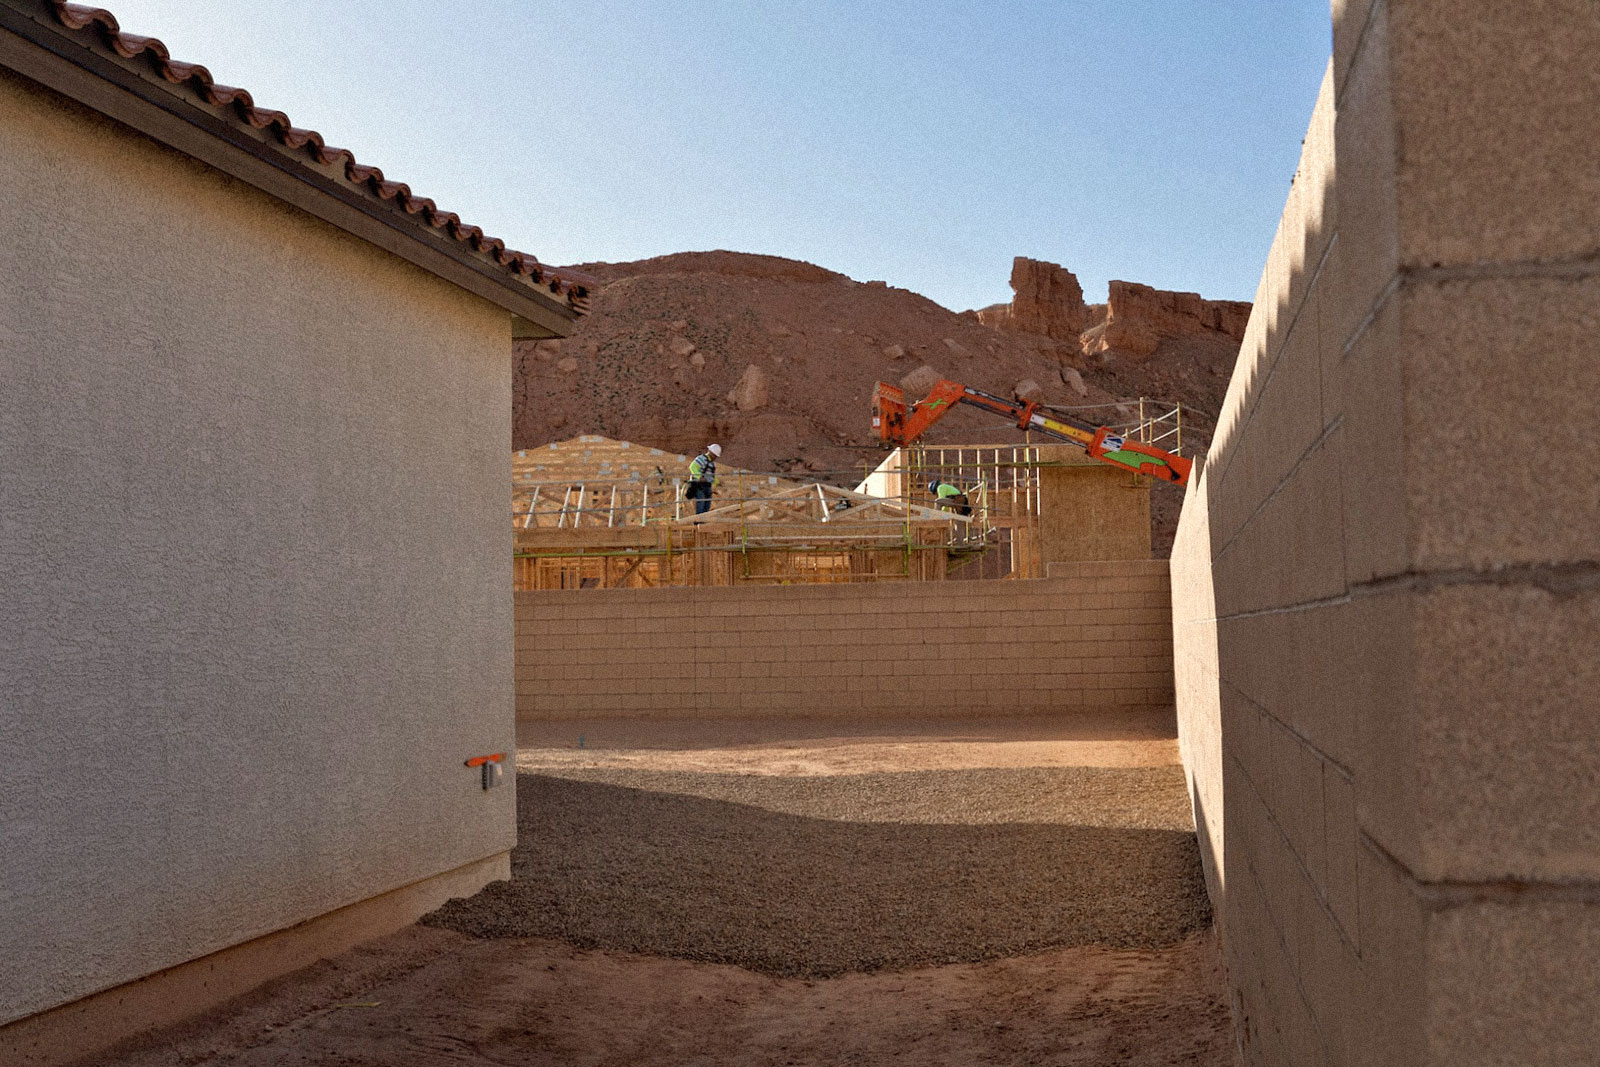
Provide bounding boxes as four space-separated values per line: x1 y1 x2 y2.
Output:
513 250 1248 553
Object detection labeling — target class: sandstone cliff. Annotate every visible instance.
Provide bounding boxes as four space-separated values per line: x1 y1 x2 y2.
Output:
1085 281 1252 360
969 259 1251 367
975 257 1091 342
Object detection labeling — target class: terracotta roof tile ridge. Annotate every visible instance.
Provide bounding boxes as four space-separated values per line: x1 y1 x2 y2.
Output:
47 1 592 312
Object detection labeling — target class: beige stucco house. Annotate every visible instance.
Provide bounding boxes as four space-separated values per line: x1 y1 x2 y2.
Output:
0 2 587 1060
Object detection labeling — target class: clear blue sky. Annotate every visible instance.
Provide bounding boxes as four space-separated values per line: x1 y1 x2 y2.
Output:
100 1 1331 309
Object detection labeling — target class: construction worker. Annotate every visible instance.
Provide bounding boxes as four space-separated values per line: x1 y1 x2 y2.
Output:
928 479 972 517
686 443 721 515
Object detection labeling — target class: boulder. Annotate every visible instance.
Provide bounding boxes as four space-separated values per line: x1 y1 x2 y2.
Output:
689 352 706 368
668 336 697 357
727 364 770 411
1013 378 1043 403
556 357 579 374
881 344 906 360
900 364 944 397
1062 366 1089 397
942 337 966 355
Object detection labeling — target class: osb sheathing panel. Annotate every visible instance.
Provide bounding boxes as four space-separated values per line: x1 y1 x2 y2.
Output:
1036 463 1151 563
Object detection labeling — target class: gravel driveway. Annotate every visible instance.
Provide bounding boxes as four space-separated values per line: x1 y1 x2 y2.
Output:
425 759 1210 977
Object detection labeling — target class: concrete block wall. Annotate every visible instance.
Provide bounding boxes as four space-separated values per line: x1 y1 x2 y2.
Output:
516 563 1172 720
1173 3 1600 1064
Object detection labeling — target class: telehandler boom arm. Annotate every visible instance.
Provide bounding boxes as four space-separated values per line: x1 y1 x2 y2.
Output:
871 378 1192 488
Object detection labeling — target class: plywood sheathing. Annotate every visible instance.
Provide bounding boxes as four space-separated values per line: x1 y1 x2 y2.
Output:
1033 446 1152 563
861 443 1153 573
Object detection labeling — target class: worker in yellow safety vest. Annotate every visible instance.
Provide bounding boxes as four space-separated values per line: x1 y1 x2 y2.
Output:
686 443 721 515
928 479 971 517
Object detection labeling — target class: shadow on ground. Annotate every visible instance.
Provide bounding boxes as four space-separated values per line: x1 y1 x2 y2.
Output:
424 770 1211 977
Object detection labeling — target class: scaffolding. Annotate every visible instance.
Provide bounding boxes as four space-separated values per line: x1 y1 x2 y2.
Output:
511 437 979 590
512 407 1179 590
859 444 1045 581
861 395 1183 580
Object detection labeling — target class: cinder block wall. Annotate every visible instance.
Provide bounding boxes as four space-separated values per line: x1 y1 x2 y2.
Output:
516 563 1172 720
1173 3 1600 1064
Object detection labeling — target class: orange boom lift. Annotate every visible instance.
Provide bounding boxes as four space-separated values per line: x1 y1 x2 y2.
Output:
871 378 1193 488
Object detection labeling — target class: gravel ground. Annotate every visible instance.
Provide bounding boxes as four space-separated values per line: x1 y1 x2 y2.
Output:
95 927 1236 1067
517 764 1195 828
94 717 1234 1067
424 765 1210 977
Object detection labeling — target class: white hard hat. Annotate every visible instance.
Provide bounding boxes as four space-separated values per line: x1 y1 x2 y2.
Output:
708 443 722 456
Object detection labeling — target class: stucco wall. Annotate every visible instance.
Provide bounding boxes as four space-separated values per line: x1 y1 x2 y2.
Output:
516 564 1173 720
0 68 516 1026
1172 3 1600 1063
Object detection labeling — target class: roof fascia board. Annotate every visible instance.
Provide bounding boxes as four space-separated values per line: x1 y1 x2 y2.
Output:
0 5 578 338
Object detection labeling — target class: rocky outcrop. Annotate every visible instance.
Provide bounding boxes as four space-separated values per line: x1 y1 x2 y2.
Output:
976 258 1090 342
1091 281 1252 359
727 364 770 411
974 304 1009 328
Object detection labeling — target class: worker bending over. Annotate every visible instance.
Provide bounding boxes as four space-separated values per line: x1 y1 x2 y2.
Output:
686 443 721 515
928 479 971 517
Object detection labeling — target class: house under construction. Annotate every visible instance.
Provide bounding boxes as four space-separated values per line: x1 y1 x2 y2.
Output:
512 434 1159 589
512 437 979 589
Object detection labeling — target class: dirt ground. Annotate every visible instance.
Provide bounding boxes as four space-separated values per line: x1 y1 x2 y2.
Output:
93 711 1237 1066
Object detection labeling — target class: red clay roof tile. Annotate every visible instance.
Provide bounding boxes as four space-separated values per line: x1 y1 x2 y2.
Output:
47 1 592 312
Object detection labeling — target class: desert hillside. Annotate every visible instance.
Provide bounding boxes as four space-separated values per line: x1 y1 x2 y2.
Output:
513 251 1248 553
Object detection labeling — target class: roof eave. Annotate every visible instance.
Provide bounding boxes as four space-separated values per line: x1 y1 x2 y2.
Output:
0 0 582 338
